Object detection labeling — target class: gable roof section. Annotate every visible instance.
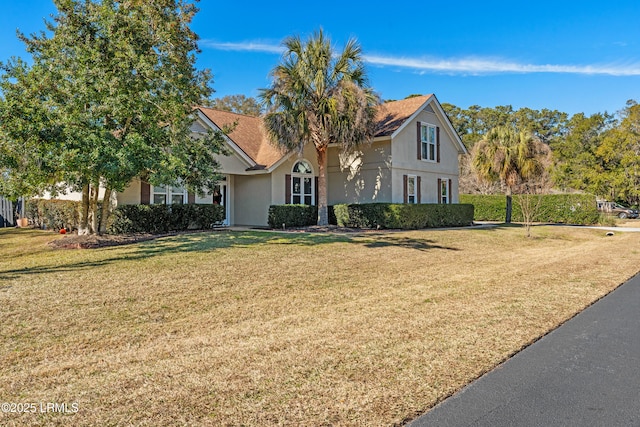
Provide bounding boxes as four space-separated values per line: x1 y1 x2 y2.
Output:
375 94 467 154
375 94 435 137
195 93 466 172
197 107 285 170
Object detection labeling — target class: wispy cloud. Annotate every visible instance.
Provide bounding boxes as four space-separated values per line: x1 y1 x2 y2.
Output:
201 40 640 76
200 40 284 54
363 54 640 76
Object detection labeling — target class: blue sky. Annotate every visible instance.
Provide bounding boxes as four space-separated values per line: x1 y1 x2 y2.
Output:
2 0 640 116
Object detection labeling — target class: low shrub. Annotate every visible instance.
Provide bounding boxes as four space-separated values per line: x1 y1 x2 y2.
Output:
107 204 225 234
460 194 599 225
267 205 337 228
334 203 474 230
268 205 317 228
25 199 80 231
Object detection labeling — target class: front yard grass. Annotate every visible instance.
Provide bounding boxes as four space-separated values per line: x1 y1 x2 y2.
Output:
1 226 640 426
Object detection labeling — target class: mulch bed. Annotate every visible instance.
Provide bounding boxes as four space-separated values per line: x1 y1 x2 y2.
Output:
48 233 172 249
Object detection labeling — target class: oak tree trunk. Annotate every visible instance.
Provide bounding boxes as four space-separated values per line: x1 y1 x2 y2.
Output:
98 187 113 235
78 183 90 235
89 184 99 234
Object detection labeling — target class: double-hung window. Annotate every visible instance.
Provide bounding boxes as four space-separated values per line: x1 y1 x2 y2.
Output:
420 123 437 161
407 175 417 204
440 179 449 204
152 184 186 204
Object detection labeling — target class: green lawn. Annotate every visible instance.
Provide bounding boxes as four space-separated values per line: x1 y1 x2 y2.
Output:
1 226 639 426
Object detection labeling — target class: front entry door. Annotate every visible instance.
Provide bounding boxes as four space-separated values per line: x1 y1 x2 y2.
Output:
213 177 229 226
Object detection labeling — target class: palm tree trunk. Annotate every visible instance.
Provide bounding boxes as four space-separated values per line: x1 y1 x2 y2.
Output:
316 146 329 226
505 187 513 224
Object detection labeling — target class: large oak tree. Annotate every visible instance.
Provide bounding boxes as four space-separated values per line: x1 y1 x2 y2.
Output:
0 0 224 234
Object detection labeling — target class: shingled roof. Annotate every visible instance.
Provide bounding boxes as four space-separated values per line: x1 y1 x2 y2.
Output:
198 107 285 169
374 94 434 137
196 94 442 170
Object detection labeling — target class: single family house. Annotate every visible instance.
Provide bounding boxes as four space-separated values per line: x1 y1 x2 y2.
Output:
111 94 467 226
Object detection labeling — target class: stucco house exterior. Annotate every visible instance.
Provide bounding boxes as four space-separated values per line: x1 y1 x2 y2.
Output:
115 94 467 226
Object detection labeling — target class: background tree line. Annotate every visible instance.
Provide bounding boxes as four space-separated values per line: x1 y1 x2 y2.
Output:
441 100 640 207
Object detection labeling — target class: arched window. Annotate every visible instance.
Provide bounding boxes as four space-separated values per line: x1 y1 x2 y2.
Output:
291 160 314 205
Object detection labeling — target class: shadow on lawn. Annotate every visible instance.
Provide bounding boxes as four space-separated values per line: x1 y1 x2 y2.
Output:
0 257 126 280
0 230 461 280
131 230 460 257
359 236 459 251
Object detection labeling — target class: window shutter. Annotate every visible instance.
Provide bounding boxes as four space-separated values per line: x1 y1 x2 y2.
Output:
140 181 150 205
436 126 441 163
188 192 196 204
417 122 422 160
437 178 442 204
285 174 291 204
314 176 319 206
448 179 452 204
417 176 422 204
403 174 408 203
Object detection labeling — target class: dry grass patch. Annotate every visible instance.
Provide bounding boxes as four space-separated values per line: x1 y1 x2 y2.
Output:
1 226 640 426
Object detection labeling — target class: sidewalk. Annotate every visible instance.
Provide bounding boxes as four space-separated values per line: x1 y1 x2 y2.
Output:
409 273 640 426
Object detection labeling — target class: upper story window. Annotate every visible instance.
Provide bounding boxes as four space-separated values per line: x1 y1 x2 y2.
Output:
291 160 314 205
152 184 186 204
420 123 437 161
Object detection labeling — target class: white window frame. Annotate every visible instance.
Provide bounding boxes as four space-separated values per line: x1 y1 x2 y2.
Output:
440 178 449 204
291 160 315 205
407 175 417 204
151 184 187 205
420 122 437 162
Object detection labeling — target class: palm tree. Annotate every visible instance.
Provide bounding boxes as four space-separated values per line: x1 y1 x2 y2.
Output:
260 29 379 226
472 126 549 223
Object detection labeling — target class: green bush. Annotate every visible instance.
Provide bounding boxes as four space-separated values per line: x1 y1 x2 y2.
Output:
25 199 80 231
460 194 599 225
267 205 337 228
107 204 225 234
268 205 317 228
334 203 474 230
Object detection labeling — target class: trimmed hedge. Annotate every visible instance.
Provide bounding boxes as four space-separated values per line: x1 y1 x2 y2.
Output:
334 203 474 230
267 205 337 228
460 194 599 225
26 199 80 231
107 204 225 234
24 200 226 233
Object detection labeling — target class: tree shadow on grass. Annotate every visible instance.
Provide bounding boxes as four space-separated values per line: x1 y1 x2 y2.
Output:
0 257 129 280
0 230 461 280
0 231 347 280
358 236 460 251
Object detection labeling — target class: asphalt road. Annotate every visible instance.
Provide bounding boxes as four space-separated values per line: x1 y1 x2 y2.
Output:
409 273 640 427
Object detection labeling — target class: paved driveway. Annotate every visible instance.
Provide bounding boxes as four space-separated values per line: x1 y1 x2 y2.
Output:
409 273 640 426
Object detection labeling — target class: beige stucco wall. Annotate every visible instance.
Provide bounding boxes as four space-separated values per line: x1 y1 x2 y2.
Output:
327 140 392 204
390 108 461 204
116 180 141 205
233 173 272 226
